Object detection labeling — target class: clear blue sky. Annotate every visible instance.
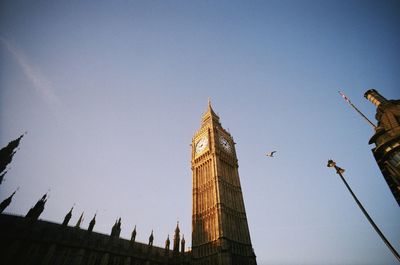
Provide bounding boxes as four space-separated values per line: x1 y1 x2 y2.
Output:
1 1 399 264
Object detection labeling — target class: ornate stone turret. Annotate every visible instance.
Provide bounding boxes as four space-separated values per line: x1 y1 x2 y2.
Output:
116 218 121 237
131 225 137 243
0 133 25 185
148 230 154 246
173 221 180 252
111 219 117 237
0 188 18 214
62 207 73 226
25 193 47 221
88 214 96 232
165 235 170 251
75 212 84 228
111 218 121 238
365 89 400 206
181 234 185 253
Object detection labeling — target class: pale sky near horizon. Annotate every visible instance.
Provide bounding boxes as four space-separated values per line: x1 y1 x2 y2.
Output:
1 1 400 264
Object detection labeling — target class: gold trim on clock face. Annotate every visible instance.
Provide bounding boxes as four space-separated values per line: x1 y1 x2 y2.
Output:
219 136 231 153
195 136 208 154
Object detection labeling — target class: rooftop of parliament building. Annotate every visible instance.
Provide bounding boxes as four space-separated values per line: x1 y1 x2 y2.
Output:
0 212 189 265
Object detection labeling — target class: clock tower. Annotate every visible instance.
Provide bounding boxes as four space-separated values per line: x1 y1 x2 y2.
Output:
191 101 257 265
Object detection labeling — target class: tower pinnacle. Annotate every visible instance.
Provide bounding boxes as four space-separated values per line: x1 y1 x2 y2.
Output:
202 99 220 125
0 187 18 213
173 221 180 252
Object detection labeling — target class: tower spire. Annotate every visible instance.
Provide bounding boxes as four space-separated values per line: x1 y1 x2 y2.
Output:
201 99 220 125
173 221 180 252
0 133 25 185
75 212 84 228
0 187 19 213
25 193 47 221
148 230 154 246
181 234 185 253
206 97 215 114
62 206 73 226
88 213 96 232
131 225 137 243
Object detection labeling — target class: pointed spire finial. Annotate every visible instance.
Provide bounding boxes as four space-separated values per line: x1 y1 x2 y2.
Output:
62 205 74 226
201 97 220 124
0 188 19 213
44 188 51 201
149 229 154 246
131 225 137 242
25 192 48 221
181 234 186 253
12 186 19 196
75 212 84 228
88 213 96 232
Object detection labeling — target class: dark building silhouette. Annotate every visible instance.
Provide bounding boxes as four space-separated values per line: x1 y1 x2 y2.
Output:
0 133 25 185
0 214 191 265
88 214 96 232
25 194 47 222
0 189 18 214
365 89 400 206
131 225 137 243
62 207 73 226
173 222 180 253
0 102 256 265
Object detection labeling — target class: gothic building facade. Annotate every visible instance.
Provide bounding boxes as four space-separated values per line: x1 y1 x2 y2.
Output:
0 102 257 265
365 89 400 206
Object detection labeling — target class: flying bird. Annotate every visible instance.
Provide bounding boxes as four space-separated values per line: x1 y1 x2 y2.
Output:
266 151 277 157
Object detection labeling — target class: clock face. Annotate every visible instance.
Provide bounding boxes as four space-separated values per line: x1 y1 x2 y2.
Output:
219 136 231 152
195 136 208 154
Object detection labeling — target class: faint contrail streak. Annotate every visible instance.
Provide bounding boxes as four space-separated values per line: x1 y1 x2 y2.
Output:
0 37 60 106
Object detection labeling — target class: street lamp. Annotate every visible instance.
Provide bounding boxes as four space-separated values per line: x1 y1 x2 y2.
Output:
327 159 400 262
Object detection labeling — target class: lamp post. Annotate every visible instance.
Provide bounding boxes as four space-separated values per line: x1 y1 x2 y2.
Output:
327 159 400 262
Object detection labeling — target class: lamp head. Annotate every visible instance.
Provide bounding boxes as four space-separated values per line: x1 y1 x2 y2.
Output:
327 159 336 168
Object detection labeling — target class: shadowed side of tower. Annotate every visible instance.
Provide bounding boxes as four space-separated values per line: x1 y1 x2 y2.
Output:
365 89 400 206
191 101 257 265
